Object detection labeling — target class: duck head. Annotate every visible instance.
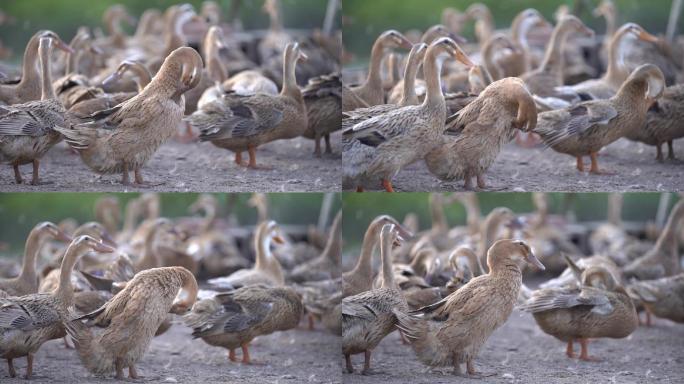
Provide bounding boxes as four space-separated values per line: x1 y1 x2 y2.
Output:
101 60 151 89
421 24 467 45
36 30 74 55
378 30 413 51
69 235 117 254
36 221 73 243
488 239 545 272
429 37 475 68
559 15 595 38
618 23 659 44
621 63 665 103
73 222 117 248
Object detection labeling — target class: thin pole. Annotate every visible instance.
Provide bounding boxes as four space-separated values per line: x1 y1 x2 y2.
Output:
323 0 340 36
666 0 682 44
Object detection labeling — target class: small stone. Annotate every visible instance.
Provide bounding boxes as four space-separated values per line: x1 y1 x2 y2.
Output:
163 377 178 383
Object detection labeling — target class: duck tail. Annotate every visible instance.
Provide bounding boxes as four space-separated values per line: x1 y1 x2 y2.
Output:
563 253 584 282
392 308 451 367
53 125 94 151
625 282 658 303
65 319 109 374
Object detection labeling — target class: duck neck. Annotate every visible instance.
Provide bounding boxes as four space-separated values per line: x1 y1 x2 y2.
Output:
164 12 190 56
400 53 421 105
653 202 684 256
139 227 160 270
479 215 505 274
202 205 216 232
512 18 536 70
379 234 395 288
422 51 445 107
605 31 630 86
539 23 572 75
268 3 284 31
56 245 83 305
607 194 623 226
19 35 41 88
254 229 272 271
604 11 616 37
322 214 342 265
352 223 378 276
128 63 152 92
122 202 140 235
475 14 494 43
39 41 55 100
107 15 126 48
429 196 448 232
488 258 523 281
482 40 503 80
614 76 649 113
365 40 385 92
280 52 301 100
18 228 44 288
464 199 481 235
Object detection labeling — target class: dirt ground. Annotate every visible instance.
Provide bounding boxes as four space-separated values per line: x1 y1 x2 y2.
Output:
2 319 342 383
0 134 341 193
348 138 684 192
342 310 684 384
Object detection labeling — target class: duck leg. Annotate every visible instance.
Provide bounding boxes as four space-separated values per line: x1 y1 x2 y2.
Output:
324 134 332 154
463 174 474 190
247 145 270 169
566 339 575 358
476 174 486 189
589 152 613 175
24 353 33 379
345 354 353 373
578 338 601 361
307 313 315 330
115 358 124 379
235 152 243 166
128 364 139 379
240 343 251 364
7 358 16 378
30 159 41 185
576 156 585 172
12 164 22 184
229 349 237 362
667 140 676 160
656 144 664 162
356 186 365 192
466 358 495 378
121 164 130 185
381 179 394 192
134 169 163 187
313 133 322 157
361 350 372 374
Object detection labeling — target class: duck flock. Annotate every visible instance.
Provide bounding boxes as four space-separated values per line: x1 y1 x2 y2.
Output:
342 192 684 377
0 1 341 187
342 1 684 192
0 193 341 380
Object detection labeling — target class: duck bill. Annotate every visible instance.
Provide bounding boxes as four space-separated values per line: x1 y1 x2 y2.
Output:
100 232 118 249
298 52 309 62
455 51 475 69
55 38 75 54
581 26 595 38
56 231 73 243
398 35 413 50
93 242 116 253
272 235 285 244
638 30 659 43
525 251 545 271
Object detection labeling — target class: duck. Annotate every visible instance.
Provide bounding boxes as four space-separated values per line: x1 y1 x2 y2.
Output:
623 199 684 281
627 273 684 323
342 215 410 298
0 236 115 378
295 278 342 333
301 73 342 157
342 38 474 192
0 35 73 185
424 77 537 189
547 23 660 105
343 43 428 130
52 31 105 109
342 223 409 374
66 266 198 380
464 3 494 44
520 265 638 361
533 64 665 174
0 222 71 297
289 211 341 283
208 220 285 290
0 30 73 105
68 60 152 121
184 285 303 364
394 239 544 376
258 0 295 65
479 34 518 82
625 83 684 161
342 30 412 111
56 46 203 185
521 15 594 98
190 43 307 169
497 9 551 77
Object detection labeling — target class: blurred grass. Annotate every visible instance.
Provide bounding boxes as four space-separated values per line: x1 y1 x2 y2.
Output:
342 192 678 249
343 0 676 62
0 0 331 63
0 192 341 256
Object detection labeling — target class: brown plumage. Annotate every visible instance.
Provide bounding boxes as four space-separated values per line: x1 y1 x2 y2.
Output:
343 30 412 111
0 36 72 185
0 222 71 297
184 285 303 364
520 266 637 361
55 47 203 185
343 215 410 298
343 38 474 192
623 199 684 281
190 43 307 169
66 266 198 380
534 64 665 174
627 273 684 323
302 73 342 157
208 221 285 290
342 224 409 374
0 236 114 379
289 211 341 283
425 78 536 189
394 239 544 376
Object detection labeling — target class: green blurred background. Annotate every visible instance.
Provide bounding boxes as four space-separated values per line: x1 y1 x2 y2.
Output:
342 192 680 249
0 0 331 63
343 0 677 62
0 192 341 257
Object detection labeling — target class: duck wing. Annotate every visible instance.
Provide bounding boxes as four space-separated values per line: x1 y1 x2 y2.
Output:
342 105 421 147
0 100 66 137
519 286 612 315
194 94 284 141
0 294 59 332
534 102 618 147
213 288 275 333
